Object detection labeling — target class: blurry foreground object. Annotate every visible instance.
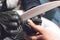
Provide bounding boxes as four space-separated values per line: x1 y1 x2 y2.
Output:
0 1 60 40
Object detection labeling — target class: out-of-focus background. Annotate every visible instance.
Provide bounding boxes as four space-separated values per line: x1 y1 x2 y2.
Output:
39 0 60 27
0 0 60 27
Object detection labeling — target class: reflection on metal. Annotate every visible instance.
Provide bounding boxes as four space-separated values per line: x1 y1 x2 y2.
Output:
20 1 60 21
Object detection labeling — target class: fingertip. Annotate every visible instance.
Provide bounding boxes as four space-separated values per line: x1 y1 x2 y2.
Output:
27 19 36 27
27 19 32 23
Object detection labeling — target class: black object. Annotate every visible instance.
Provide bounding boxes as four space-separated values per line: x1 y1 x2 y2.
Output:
21 16 42 36
21 0 42 35
21 0 41 11
0 11 25 40
0 0 42 40
0 11 42 40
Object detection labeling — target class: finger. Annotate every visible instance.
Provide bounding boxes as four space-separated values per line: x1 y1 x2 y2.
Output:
29 35 44 40
24 34 42 40
24 34 46 40
27 19 51 35
27 19 36 27
27 19 44 31
27 19 40 32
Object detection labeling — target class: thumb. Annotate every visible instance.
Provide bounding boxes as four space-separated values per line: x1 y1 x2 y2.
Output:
27 19 50 34
27 19 36 27
27 19 44 32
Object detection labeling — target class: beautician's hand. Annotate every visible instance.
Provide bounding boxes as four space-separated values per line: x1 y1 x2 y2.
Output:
24 19 60 40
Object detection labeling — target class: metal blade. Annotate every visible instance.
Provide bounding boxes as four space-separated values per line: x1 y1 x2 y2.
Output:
17 1 60 21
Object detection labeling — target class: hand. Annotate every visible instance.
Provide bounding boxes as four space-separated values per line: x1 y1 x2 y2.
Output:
24 19 60 40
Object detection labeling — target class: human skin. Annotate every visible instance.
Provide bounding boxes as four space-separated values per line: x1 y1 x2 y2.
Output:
24 19 60 40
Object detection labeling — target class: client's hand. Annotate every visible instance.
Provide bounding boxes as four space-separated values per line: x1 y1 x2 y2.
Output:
24 19 60 40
